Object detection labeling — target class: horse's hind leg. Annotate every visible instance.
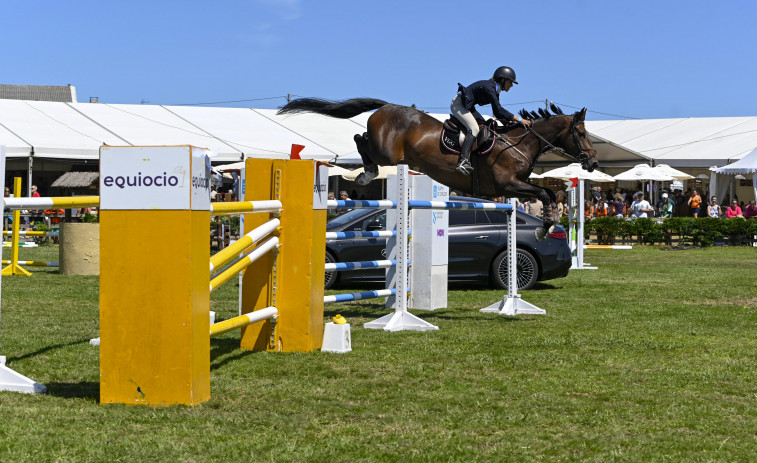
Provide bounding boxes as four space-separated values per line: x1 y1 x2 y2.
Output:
354 132 379 185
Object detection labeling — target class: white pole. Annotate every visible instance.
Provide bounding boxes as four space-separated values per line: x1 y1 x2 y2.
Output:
0 145 46 394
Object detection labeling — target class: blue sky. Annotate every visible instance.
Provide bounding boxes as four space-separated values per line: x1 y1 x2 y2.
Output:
3 0 756 120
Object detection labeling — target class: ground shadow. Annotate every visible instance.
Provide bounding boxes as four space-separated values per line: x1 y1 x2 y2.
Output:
5 339 90 363
43 381 99 401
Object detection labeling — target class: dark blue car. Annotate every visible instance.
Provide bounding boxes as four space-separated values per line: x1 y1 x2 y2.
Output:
325 196 571 290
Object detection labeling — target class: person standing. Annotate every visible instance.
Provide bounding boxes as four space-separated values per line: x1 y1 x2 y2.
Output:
631 192 653 218
31 185 40 198
688 189 702 218
450 66 531 175
524 197 543 217
659 193 675 218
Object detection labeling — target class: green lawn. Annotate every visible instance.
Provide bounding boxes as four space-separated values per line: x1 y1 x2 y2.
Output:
1 245 756 462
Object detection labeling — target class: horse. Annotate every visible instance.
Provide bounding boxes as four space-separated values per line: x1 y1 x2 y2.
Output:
277 98 599 237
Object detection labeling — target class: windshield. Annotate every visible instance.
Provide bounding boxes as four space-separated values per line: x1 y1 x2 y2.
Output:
327 208 376 229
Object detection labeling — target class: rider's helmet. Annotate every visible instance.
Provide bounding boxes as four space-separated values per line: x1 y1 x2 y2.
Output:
493 66 518 85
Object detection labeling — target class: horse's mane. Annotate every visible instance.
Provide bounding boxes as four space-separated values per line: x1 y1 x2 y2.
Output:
518 103 566 121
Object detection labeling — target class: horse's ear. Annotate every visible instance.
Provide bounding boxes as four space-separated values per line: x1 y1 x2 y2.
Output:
573 107 587 123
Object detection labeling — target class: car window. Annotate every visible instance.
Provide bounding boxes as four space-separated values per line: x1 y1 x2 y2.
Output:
449 209 476 226
345 210 386 231
484 210 526 225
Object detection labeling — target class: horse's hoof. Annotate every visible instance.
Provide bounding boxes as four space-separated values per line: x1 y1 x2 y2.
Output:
356 172 376 186
534 227 547 242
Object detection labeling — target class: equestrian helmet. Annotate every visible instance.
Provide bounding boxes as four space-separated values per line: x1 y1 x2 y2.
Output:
493 66 518 85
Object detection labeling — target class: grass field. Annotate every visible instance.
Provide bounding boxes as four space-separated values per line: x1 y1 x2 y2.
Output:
1 244 756 462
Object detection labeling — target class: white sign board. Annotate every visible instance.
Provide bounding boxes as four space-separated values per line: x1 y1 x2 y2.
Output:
313 163 329 210
100 146 210 211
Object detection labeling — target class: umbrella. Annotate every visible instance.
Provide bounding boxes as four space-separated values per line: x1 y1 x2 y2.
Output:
541 163 616 182
653 164 693 180
613 164 675 181
529 172 543 179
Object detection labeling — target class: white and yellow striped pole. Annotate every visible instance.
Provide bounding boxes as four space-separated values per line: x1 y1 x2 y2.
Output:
2 178 32 276
210 307 278 337
99 145 211 406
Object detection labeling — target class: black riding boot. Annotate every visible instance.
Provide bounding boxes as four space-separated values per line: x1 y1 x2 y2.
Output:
455 133 475 175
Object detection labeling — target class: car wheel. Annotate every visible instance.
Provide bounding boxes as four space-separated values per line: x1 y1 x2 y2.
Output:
491 248 539 291
324 250 338 289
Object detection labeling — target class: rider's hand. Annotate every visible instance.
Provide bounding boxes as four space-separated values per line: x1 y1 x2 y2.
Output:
521 119 532 128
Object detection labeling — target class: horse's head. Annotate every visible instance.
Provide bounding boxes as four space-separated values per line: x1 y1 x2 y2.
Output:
563 108 599 172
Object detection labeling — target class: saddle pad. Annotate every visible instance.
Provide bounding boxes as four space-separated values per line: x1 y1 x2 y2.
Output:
440 119 496 156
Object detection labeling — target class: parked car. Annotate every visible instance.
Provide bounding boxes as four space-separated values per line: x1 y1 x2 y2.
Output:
325 196 571 290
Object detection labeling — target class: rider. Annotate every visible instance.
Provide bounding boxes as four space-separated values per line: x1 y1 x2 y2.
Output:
451 66 532 175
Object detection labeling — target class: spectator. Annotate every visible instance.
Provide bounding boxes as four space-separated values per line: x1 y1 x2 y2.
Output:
631 192 653 218
516 198 526 213
595 197 609 217
4 186 9 197
659 193 675 218
555 191 567 217
337 191 351 214
673 189 687 217
609 193 626 218
210 185 218 201
584 200 594 220
706 196 722 218
524 197 543 217
31 185 40 198
744 200 757 218
688 189 702 218
725 200 744 218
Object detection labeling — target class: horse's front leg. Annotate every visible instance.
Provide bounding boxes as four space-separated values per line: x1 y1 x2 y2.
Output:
503 180 555 241
353 133 379 185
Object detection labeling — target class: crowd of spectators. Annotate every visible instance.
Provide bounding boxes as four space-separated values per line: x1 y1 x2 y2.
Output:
575 186 756 220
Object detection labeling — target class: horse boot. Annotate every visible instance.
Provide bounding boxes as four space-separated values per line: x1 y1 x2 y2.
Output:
455 133 475 175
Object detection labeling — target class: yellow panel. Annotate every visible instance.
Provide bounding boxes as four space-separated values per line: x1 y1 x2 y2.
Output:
239 159 325 353
100 210 210 406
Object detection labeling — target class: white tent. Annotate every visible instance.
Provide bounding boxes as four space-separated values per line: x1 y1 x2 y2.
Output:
653 164 694 180
710 147 757 203
613 164 675 181
541 163 616 182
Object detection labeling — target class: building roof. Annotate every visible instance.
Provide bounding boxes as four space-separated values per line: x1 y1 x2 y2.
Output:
0 84 77 103
50 171 99 188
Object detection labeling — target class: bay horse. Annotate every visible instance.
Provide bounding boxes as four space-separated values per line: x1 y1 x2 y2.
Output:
277 98 599 237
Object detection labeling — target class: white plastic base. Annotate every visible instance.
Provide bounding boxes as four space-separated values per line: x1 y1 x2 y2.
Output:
89 337 100 346
571 256 598 270
364 311 438 332
0 356 46 394
480 295 546 316
321 322 352 353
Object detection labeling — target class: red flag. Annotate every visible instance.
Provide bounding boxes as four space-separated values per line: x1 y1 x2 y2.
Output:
569 177 579 188
290 144 305 160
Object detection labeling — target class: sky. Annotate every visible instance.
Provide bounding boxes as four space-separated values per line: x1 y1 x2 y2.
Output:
3 0 757 121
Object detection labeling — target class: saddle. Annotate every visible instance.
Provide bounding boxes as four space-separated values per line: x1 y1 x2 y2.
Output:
441 116 518 155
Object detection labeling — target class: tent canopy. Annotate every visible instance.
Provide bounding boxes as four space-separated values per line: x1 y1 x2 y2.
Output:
711 147 757 174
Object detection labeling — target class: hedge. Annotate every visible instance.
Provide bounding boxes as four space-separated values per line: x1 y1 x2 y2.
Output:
559 216 757 247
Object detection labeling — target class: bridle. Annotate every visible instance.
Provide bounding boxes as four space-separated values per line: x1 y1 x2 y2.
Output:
524 117 597 165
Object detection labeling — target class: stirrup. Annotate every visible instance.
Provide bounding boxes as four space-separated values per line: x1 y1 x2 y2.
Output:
456 159 473 175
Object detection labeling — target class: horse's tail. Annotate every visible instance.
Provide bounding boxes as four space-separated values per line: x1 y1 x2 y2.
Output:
277 97 389 119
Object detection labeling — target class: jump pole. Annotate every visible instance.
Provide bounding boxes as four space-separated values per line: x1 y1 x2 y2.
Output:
568 179 597 270
0 145 47 394
365 165 439 331
480 198 546 315
99 146 212 406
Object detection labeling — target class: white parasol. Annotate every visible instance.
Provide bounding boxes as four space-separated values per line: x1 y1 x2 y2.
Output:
540 163 616 182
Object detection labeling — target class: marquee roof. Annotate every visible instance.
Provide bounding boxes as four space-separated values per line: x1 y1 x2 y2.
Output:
0 99 755 169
